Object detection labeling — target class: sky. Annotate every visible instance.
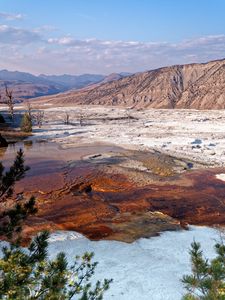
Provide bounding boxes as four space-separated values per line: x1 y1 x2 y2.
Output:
0 0 225 75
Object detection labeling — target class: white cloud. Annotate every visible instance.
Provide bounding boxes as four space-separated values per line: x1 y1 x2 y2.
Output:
33 25 58 33
48 36 74 45
0 26 225 74
0 12 24 20
0 25 42 44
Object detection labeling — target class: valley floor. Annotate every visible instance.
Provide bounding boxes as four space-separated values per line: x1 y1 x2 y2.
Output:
1 105 225 299
27 105 225 167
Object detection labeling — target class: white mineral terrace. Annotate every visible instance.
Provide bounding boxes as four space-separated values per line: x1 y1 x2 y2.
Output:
23 105 225 167
47 226 222 300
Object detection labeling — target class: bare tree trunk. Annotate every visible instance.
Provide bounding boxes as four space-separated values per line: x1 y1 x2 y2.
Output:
26 101 32 120
79 113 85 126
64 112 70 125
5 85 14 121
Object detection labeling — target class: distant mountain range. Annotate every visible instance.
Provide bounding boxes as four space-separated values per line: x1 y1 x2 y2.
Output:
2 58 225 109
0 70 131 101
35 58 225 109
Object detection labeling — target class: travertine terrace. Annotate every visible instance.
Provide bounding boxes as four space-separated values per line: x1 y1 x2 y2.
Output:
29 105 225 167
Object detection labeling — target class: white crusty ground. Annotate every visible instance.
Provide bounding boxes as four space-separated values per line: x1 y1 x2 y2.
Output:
48 226 222 300
25 106 225 167
1 226 221 299
216 173 225 181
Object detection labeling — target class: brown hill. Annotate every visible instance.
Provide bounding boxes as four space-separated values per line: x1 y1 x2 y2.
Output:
0 81 63 102
36 58 225 109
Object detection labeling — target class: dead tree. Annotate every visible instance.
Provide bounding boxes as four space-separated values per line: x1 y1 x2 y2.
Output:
26 101 32 120
34 110 44 128
64 112 70 125
79 113 85 126
5 85 14 121
125 109 132 126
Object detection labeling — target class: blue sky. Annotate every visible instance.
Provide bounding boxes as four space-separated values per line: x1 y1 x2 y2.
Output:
0 0 225 74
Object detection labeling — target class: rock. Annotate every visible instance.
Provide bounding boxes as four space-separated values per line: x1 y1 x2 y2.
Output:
192 144 201 149
210 151 216 156
0 134 8 147
191 139 202 145
205 149 216 156
70 182 92 195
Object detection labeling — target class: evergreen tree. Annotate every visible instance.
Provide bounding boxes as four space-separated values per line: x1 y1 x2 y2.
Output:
20 112 32 133
182 241 225 300
0 231 112 299
0 149 37 238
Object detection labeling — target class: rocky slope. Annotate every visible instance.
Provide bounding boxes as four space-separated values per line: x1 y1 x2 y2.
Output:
37 58 225 109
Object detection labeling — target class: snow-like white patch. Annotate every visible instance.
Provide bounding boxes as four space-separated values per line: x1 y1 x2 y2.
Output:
215 173 225 181
26 107 225 167
48 231 85 242
48 226 221 300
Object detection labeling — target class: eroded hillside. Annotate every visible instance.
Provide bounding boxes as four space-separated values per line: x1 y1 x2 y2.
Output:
35 58 225 109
